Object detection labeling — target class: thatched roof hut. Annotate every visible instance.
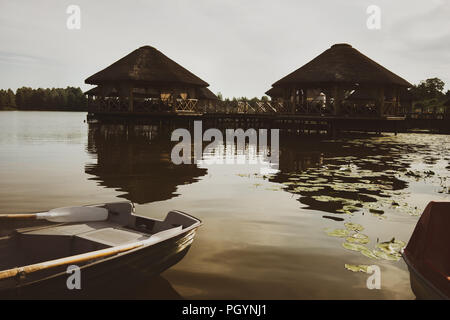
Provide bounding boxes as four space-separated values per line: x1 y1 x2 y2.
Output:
84 46 217 112
85 46 209 88
272 43 411 88
266 43 412 116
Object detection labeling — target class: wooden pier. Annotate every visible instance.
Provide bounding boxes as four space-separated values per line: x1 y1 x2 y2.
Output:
84 44 450 135
87 100 412 136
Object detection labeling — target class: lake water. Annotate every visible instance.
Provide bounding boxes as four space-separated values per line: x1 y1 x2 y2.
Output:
0 111 449 299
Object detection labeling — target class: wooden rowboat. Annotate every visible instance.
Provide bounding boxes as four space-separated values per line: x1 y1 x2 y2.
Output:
402 201 450 300
0 201 201 298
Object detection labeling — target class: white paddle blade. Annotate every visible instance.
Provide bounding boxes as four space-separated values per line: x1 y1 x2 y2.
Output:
36 206 109 223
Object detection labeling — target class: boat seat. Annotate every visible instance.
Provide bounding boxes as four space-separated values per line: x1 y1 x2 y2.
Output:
19 222 119 236
76 228 148 247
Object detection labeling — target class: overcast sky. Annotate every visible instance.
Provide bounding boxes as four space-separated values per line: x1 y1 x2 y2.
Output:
0 0 449 98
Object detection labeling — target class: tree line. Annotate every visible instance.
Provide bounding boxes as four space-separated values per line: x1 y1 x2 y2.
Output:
0 87 87 111
1 78 449 113
409 78 450 113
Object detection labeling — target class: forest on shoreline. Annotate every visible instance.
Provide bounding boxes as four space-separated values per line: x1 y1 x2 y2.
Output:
0 78 449 113
0 87 86 111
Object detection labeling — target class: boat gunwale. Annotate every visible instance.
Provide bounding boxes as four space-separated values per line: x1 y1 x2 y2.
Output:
402 252 449 300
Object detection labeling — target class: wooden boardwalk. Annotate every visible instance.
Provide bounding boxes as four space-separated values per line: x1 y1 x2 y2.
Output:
87 100 449 135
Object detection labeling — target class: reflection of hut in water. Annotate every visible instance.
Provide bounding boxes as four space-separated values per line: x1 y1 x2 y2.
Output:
85 124 207 204
85 46 217 114
266 43 412 117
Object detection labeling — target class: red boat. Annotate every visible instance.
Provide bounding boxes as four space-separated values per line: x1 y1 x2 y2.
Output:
403 201 450 300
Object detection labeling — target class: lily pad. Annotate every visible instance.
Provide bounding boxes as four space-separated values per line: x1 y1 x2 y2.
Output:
377 238 406 254
344 222 364 232
360 248 379 259
342 242 368 252
345 233 369 244
344 264 371 273
373 249 401 261
326 229 350 238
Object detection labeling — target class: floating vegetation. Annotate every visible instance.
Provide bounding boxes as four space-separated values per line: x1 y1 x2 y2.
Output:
342 242 378 259
326 228 350 238
372 250 401 261
344 264 370 273
342 242 367 252
345 233 369 244
360 249 378 259
377 238 406 254
293 186 325 192
254 135 448 265
341 236 406 261
344 222 364 232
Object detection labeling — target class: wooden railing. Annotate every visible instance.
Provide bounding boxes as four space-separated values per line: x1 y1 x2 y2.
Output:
88 98 417 118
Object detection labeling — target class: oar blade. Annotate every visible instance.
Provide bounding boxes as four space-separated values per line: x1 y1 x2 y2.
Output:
38 206 109 223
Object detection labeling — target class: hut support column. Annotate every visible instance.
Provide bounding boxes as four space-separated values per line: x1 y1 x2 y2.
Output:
302 89 307 113
332 86 340 116
128 86 134 112
291 87 296 114
394 87 399 116
377 87 385 117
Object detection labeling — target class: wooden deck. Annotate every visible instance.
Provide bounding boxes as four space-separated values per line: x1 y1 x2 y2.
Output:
87 100 449 135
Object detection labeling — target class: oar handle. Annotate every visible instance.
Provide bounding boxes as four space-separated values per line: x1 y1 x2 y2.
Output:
0 214 37 219
0 241 145 281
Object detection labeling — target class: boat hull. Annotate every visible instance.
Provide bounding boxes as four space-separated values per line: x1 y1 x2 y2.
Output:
0 227 198 299
403 255 448 300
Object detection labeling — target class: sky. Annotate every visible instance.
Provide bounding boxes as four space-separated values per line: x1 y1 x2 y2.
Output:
0 0 449 98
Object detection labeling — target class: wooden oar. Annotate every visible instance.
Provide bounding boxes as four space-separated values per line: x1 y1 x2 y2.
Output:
0 226 182 281
0 242 144 281
0 206 108 223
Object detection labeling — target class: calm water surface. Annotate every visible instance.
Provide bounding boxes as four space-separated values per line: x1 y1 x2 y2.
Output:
0 111 449 299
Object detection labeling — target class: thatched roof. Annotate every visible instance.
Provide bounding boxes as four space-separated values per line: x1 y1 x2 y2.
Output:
265 86 283 98
85 46 209 87
272 44 412 88
197 87 218 100
84 86 160 98
84 87 99 95
85 85 217 100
